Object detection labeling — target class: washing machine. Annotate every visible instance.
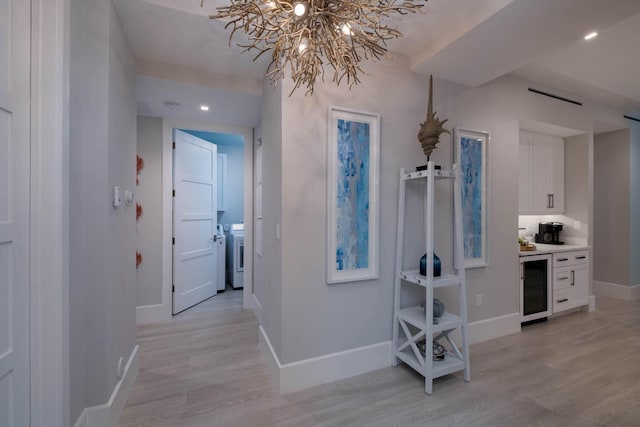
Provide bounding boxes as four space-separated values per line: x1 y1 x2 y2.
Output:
215 224 226 292
228 223 244 289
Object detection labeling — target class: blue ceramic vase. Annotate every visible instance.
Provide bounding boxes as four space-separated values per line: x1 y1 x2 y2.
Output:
420 253 441 277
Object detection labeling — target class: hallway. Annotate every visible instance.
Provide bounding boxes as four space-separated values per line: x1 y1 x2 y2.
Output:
119 295 640 426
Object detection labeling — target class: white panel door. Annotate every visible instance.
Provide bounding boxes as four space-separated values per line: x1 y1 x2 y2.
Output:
173 130 218 314
0 0 31 424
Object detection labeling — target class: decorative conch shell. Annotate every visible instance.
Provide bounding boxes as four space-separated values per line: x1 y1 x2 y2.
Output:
417 75 450 160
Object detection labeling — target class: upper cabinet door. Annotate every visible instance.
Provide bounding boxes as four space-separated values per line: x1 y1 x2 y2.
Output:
519 131 565 214
547 136 565 213
519 132 533 213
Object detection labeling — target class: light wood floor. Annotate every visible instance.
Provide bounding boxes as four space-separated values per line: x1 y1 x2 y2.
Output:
119 294 640 426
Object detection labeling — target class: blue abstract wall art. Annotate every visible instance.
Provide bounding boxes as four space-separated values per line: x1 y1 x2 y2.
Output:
327 107 379 283
457 128 488 268
336 118 370 271
460 136 483 259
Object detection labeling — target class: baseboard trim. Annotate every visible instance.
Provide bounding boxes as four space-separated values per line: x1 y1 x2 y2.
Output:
74 411 87 427
258 326 392 395
73 345 139 427
252 294 263 325
136 303 168 325
258 313 520 395
258 325 281 392
593 281 640 301
280 341 392 395
468 312 521 345
447 312 521 347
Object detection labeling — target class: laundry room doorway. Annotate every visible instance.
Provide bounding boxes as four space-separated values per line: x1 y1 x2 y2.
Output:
162 119 254 316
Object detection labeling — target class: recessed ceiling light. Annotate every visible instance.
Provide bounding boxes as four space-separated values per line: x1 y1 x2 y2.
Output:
200 105 210 111
584 31 598 40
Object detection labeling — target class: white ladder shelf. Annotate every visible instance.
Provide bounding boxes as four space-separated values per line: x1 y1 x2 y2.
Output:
391 161 471 394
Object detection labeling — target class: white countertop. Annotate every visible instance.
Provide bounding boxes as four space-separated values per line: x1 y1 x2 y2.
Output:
518 243 590 257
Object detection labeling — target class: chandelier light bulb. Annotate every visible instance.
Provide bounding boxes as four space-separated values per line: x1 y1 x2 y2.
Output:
341 23 352 36
265 0 276 8
294 2 306 16
298 38 309 53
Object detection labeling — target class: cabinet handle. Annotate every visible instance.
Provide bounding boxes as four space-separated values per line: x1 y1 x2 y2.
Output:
547 194 553 208
571 270 575 286
557 298 569 303
557 258 568 262
575 256 586 260
558 276 569 280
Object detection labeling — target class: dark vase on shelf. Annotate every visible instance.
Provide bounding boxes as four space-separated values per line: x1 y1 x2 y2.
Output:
420 253 441 277
416 164 442 171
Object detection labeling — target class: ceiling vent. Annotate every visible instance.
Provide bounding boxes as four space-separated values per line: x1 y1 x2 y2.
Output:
164 101 181 110
624 115 640 123
528 88 582 106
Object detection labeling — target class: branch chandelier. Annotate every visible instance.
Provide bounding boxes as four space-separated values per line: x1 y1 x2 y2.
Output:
202 0 427 95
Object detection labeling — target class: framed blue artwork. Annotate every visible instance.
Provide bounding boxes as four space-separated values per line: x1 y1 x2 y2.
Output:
327 107 380 284
455 128 489 268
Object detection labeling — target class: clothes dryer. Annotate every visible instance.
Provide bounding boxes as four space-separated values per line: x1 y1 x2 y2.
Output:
229 223 244 289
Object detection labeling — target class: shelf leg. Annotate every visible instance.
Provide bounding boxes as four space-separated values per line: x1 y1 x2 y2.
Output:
454 164 471 383
392 169 407 367
424 378 433 395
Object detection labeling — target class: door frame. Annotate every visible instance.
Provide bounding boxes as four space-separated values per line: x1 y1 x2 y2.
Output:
162 118 254 317
30 0 70 425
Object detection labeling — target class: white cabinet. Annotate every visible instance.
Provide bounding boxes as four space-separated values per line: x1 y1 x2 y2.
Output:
217 153 227 212
519 130 564 214
552 250 589 313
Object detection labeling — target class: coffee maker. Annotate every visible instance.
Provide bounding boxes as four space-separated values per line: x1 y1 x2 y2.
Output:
534 222 564 245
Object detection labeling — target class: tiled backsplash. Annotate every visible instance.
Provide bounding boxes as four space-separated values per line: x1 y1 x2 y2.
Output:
518 215 588 246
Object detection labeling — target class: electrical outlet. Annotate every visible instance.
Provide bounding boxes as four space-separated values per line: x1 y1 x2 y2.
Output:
476 294 482 307
574 220 582 230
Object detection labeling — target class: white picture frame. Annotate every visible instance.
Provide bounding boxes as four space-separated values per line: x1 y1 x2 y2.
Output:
455 128 489 269
327 107 380 284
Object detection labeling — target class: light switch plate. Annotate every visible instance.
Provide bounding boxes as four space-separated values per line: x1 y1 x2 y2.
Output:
113 185 121 207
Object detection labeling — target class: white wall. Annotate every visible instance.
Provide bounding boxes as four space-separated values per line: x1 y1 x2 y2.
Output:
594 129 631 286
136 116 163 307
256 80 283 357
106 0 138 406
563 134 590 241
68 0 137 423
444 78 523 328
277 61 458 364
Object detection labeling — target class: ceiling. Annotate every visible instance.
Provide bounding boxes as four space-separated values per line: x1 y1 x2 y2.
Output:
136 76 261 127
115 0 640 123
